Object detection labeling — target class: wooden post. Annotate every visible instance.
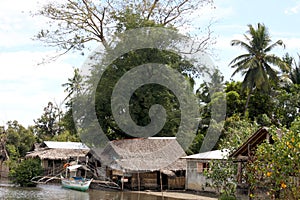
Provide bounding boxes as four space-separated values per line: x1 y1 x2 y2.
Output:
237 161 242 184
160 171 163 193
52 160 55 175
121 174 124 191
137 172 140 191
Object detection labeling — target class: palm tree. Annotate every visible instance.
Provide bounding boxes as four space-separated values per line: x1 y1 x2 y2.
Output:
289 54 300 84
229 23 289 114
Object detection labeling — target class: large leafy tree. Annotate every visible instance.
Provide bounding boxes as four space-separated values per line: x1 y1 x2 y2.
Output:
33 0 214 59
33 102 63 141
5 121 36 159
229 23 289 114
88 47 196 140
51 2 214 144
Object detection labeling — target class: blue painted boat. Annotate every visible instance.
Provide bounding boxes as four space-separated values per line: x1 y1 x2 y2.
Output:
61 164 93 192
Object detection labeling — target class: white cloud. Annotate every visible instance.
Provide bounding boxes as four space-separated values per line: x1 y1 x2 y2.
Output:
0 0 49 48
284 1 300 15
0 51 74 126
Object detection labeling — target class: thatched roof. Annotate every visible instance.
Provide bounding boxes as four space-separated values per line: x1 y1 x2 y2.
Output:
99 137 186 172
25 148 89 160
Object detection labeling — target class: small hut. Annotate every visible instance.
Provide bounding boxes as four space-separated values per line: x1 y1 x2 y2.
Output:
229 127 272 199
26 141 90 176
182 149 229 192
94 137 187 190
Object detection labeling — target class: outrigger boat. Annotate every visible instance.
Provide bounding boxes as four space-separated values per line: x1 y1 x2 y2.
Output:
61 164 93 192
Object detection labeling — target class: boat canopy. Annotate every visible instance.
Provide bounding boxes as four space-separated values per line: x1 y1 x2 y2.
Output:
67 164 90 171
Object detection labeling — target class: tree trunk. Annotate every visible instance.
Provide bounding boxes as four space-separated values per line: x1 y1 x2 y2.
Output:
244 85 254 116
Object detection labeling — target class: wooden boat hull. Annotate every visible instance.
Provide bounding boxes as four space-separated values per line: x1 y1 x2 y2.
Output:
61 177 93 192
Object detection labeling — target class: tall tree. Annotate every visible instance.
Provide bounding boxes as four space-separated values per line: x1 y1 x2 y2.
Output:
33 0 214 60
62 68 83 105
289 54 300 84
229 23 289 114
33 102 63 141
5 121 36 159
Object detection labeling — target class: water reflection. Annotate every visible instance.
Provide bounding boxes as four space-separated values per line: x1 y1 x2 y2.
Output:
0 184 181 200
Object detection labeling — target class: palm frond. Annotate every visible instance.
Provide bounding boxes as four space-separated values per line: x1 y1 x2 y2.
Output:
229 53 252 66
230 40 255 54
265 55 290 72
241 69 255 90
264 40 285 53
264 63 279 83
231 57 256 77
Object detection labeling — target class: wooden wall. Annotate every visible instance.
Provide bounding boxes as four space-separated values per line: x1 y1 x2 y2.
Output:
130 172 158 190
168 176 185 189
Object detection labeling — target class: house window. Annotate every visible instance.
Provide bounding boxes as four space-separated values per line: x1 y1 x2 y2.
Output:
197 162 209 173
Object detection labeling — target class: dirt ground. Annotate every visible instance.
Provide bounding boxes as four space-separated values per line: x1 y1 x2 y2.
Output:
134 191 218 200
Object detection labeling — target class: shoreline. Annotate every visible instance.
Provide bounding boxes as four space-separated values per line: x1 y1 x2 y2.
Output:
131 190 218 200
1 180 219 200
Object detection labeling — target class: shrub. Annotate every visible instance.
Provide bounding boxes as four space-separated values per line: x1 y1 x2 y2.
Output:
219 194 237 200
248 125 300 199
9 158 43 187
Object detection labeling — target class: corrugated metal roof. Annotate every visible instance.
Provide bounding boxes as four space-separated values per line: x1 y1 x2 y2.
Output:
182 149 229 160
43 141 90 150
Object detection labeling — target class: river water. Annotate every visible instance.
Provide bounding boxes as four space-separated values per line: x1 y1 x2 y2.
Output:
0 184 186 200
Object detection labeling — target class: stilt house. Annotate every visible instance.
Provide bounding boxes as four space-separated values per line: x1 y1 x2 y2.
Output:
95 137 187 190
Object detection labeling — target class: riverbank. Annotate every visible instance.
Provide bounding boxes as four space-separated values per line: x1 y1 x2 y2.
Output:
133 191 218 200
0 184 219 200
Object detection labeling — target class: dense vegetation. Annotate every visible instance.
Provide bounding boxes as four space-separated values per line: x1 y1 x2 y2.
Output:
1 1 299 197
9 158 43 187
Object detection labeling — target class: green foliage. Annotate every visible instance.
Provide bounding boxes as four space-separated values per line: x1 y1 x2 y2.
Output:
248 124 300 199
89 47 195 140
287 53 300 84
219 194 237 200
34 102 63 141
187 133 205 155
6 121 36 159
33 0 212 58
229 23 289 113
113 8 163 33
52 130 80 142
9 159 43 187
62 68 83 106
218 115 259 151
204 159 236 198
272 85 300 127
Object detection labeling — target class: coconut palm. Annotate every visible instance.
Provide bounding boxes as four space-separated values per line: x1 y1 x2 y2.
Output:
229 23 289 113
289 54 300 84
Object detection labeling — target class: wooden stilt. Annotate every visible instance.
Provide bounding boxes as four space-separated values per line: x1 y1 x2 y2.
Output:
137 172 140 191
121 174 124 191
160 170 163 193
237 162 242 184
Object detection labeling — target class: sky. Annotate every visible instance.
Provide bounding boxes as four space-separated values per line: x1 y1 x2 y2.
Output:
0 0 300 127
